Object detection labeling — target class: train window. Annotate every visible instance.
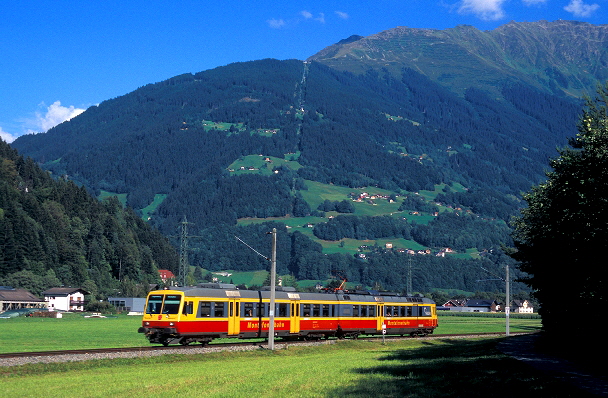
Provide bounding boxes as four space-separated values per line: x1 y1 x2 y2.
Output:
182 301 194 315
302 304 311 317
146 295 163 314
322 304 330 317
243 303 254 317
360 305 368 317
342 305 351 316
369 306 376 317
420 306 432 317
404 306 413 317
198 302 211 317
313 304 320 317
162 295 181 314
385 306 392 316
213 302 225 317
278 303 288 317
260 303 268 317
352 305 359 317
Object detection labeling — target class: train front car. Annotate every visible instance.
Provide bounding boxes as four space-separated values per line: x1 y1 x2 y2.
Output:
381 294 438 337
138 289 186 346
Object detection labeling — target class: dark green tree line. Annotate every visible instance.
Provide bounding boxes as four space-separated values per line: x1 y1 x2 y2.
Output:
511 83 608 337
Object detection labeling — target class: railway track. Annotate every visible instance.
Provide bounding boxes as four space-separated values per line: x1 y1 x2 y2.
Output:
0 332 531 362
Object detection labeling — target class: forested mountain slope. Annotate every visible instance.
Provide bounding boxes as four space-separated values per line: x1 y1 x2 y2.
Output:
0 140 178 297
9 20 603 293
12 59 581 229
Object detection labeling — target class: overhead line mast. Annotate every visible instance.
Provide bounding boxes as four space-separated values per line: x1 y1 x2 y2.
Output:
176 215 203 287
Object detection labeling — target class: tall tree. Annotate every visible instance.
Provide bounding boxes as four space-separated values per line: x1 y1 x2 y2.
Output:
511 82 608 336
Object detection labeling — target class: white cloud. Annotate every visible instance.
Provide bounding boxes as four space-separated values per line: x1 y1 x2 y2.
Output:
267 18 286 29
564 0 600 17
269 10 338 29
335 11 349 20
300 10 325 23
0 126 18 144
30 101 85 133
457 0 507 20
522 0 547 5
300 10 313 19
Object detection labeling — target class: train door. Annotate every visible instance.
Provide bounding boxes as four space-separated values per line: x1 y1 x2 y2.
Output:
413 304 423 328
377 304 385 333
228 298 240 336
288 293 301 334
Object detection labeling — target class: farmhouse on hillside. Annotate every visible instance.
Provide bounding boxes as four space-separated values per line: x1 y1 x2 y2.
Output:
158 269 176 283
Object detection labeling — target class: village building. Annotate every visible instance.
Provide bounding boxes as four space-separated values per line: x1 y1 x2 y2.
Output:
158 269 175 283
107 297 146 314
439 299 501 313
0 286 46 313
42 287 88 312
512 300 534 314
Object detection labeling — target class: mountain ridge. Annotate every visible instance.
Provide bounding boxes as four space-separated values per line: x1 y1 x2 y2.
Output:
309 20 608 98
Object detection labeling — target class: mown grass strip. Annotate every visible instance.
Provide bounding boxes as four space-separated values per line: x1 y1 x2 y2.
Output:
0 339 579 397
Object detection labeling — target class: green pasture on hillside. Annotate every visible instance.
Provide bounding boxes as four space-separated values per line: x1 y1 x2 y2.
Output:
237 179 481 259
98 190 127 206
1 337 579 398
140 194 167 220
227 154 302 176
206 269 267 286
0 313 541 354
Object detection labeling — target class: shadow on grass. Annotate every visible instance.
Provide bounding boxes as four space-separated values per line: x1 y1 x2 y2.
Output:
327 338 581 398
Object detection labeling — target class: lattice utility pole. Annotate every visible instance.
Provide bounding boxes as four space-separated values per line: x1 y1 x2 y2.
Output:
407 255 413 296
175 215 203 287
178 216 190 287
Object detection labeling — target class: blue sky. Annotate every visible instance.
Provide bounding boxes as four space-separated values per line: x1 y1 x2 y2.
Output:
1 0 606 143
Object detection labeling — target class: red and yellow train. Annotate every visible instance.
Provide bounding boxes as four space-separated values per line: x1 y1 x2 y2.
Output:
138 283 437 346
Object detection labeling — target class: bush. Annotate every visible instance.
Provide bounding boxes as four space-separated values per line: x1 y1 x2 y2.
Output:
85 300 116 314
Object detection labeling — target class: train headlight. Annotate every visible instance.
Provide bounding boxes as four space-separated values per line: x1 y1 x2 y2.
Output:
144 322 150 326
169 322 174 326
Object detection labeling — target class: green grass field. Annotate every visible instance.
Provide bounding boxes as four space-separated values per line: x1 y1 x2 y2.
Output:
0 313 540 354
1 336 580 398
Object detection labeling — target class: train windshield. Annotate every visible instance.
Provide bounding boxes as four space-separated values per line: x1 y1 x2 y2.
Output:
146 295 164 314
163 295 181 314
145 294 182 315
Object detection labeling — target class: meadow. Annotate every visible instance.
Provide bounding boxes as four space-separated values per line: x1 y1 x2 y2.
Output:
0 314 558 397
0 313 540 354
1 336 580 397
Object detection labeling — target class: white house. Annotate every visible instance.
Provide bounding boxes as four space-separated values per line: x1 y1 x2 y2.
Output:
42 288 88 312
512 300 534 314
